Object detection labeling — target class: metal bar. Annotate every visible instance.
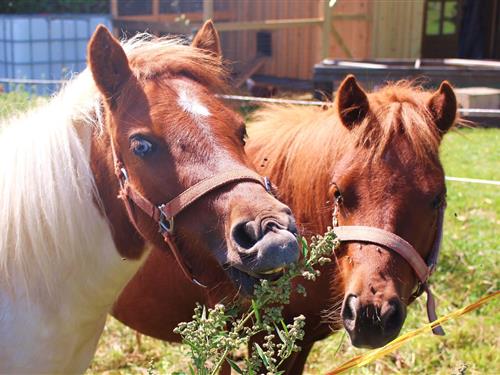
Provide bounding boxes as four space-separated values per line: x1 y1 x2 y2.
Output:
443 58 500 68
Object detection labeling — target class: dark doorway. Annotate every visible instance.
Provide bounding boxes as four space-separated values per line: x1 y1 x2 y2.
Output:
421 0 500 59
421 0 462 58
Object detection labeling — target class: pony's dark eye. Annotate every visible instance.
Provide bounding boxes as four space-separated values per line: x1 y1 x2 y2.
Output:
431 194 445 209
130 136 154 158
332 183 343 203
238 125 248 145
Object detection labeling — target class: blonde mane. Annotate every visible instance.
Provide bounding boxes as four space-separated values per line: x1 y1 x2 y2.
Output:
0 34 226 297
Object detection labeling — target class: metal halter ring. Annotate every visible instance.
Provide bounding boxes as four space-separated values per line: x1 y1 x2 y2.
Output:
264 176 272 193
118 167 129 190
158 206 174 234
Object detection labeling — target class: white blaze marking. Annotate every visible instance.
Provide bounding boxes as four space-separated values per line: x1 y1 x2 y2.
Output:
177 88 211 120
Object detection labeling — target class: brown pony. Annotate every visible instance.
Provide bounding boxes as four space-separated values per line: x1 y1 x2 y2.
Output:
112 32 456 373
0 21 302 373
90 21 302 293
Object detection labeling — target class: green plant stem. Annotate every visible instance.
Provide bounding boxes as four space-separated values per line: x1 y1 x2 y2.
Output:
210 347 230 375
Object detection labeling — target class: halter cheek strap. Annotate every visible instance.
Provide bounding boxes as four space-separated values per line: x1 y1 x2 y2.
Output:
114 160 271 288
332 205 446 336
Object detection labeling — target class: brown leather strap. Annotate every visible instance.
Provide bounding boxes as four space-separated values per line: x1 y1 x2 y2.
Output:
115 161 270 288
333 226 430 283
159 170 269 219
332 222 445 335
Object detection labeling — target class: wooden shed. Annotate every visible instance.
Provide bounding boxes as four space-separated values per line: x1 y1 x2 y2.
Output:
111 0 500 81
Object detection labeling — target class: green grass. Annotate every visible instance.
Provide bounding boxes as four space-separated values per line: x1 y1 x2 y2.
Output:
1 93 498 374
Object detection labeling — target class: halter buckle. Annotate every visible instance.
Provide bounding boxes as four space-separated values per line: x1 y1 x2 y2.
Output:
158 205 174 234
264 176 272 193
410 281 426 303
118 167 129 190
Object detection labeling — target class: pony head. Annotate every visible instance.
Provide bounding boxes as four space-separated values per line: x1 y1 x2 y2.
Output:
87 23 299 293
332 75 456 347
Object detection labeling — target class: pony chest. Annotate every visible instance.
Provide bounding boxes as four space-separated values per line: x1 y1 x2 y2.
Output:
0 289 106 373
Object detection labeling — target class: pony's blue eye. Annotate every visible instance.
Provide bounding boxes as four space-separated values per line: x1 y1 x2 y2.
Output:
130 136 154 157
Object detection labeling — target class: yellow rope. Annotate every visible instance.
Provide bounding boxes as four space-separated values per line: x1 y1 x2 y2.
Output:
327 291 500 374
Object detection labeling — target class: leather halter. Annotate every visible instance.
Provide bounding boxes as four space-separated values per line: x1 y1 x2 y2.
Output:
114 159 271 288
332 198 446 335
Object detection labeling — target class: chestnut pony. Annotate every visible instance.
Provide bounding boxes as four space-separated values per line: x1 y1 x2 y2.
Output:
0 22 300 373
113 69 457 372
113 18 457 374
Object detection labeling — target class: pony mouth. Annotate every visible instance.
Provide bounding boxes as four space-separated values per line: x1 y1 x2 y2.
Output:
257 266 285 276
226 265 287 295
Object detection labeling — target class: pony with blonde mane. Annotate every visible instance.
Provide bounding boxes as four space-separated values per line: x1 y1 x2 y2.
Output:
0 22 300 373
112 65 458 373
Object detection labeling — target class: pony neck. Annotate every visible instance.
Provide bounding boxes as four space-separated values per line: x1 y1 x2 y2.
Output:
0 74 148 372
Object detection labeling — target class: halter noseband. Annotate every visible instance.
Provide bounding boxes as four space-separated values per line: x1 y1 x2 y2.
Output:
114 159 271 289
332 196 446 336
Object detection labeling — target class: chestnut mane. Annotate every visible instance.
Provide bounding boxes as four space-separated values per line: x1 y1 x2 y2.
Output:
247 81 455 233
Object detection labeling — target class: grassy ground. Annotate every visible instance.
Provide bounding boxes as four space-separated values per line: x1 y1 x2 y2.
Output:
1 93 498 374
88 128 500 375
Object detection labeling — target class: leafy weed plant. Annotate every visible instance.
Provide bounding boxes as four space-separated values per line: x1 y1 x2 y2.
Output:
174 229 340 374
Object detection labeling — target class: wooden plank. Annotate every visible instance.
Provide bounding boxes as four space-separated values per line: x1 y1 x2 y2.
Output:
114 10 233 22
203 0 214 21
444 58 500 68
299 2 311 79
152 0 159 19
233 56 271 87
265 0 278 75
111 0 118 18
275 0 285 78
214 18 324 32
112 20 191 35
322 0 331 59
110 0 118 35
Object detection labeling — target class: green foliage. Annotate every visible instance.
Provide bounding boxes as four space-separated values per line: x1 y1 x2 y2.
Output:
174 230 339 374
0 90 47 124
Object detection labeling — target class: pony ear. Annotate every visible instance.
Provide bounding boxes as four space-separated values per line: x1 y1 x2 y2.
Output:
427 81 457 134
336 75 369 129
87 25 132 103
191 20 222 57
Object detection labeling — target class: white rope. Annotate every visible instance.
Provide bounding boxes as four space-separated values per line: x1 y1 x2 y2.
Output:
0 78 497 186
0 78 66 84
217 94 500 117
0 78 499 117
445 176 500 186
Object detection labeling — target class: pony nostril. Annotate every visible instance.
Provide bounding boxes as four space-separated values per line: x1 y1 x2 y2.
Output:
381 299 405 334
342 294 359 331
232 221 260 251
